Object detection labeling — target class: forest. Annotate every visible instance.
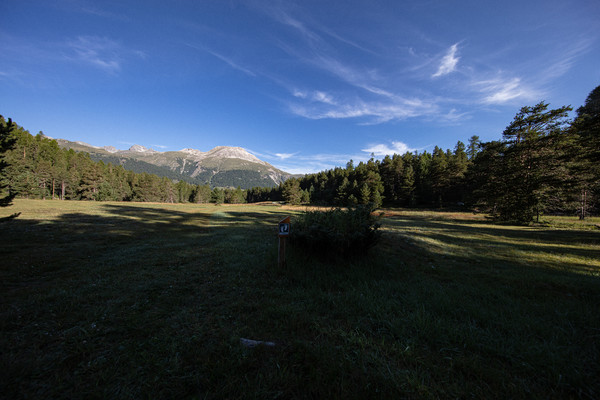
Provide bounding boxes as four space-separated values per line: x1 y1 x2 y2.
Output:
241 85 598 223
1 84 598 223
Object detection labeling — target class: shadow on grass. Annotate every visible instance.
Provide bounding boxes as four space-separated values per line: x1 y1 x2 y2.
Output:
1 203 599 399
380 215 600 298
0 203 298 399
385 215 600 258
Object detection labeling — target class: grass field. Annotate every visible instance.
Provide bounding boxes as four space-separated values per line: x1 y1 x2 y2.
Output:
1 199 599 399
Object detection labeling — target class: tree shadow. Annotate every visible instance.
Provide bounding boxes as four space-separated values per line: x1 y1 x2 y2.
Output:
382 215 600 281
1 203 599 399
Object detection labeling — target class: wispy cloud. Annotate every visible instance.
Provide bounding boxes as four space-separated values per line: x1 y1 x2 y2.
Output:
274 9 321 43
293 89 336 104
289 96 438 124
312 55 394 98
362 141 414 156
538 38 592 81
205 50 256 77
432 43 460 78
66 36 123 73
251 149 370 175
274 152 297 160
442 108 471 123
476 77 538 104
249 4 464 125
186 43 256 77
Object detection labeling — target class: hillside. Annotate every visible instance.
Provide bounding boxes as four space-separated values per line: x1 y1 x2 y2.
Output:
55 139 295 189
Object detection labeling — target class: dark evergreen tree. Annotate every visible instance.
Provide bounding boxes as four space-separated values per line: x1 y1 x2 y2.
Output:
430 146 449 207
0 116 18 207
282 178 302 205
224 186 246 204
496 102 572 222
211 187 225 204
192 184 212 203
467 135 481 160
446 141 469 204
564 85 600 218
469 140 508 215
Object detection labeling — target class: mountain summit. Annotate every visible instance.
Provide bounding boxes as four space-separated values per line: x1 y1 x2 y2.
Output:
56 139 295 188
128 144 158 154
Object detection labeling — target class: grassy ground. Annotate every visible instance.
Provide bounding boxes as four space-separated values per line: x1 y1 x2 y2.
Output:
1 200 599 399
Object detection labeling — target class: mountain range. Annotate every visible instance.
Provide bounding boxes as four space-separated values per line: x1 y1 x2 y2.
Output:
55 139 296 189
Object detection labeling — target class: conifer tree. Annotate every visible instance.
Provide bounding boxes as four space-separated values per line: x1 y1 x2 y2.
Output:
282 178 302 205
497 102 571 222
0 116 17 207
569 85 600 218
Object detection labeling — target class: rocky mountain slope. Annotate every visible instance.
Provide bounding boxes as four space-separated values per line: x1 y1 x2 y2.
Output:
55 139 294 189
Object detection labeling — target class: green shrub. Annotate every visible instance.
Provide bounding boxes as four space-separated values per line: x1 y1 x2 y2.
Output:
291 204 382 259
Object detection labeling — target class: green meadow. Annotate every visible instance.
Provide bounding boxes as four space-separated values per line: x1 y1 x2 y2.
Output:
1 200 599 399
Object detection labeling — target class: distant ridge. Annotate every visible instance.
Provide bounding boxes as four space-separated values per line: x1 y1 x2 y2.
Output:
55 139 296 189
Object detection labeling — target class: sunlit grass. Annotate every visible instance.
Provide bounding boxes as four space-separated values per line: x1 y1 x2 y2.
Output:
1 200 599 399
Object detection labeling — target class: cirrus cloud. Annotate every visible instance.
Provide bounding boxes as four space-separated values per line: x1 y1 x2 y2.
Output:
432 43 460 78
362 141 414 156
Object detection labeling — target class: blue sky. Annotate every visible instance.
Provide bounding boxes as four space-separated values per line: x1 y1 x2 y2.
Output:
1 0 599 174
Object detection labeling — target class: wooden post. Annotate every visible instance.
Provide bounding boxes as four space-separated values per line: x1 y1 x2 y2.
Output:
278 216 291 268
278 236 287 268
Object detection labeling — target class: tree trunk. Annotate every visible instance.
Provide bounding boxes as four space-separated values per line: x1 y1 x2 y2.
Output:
580 188 587 220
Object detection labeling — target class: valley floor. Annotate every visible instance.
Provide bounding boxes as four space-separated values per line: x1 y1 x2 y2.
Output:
1 200 599 399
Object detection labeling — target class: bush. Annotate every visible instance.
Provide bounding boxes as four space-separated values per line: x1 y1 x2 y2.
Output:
291 204 382 259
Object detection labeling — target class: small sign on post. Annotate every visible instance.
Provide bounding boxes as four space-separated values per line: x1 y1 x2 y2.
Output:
278 216 291 268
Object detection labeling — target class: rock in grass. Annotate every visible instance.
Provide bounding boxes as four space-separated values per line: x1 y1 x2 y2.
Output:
240 338 276 348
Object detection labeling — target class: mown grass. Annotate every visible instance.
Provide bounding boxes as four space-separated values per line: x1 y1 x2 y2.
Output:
1 200 599 399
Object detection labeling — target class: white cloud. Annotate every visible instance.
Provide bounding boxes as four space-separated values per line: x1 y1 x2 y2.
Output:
207 50 256 77
313 55 395 98
271 8 321 43
432 43 460 78
186 44 256 77
313 91 335 104
292 89 336 104
292 89 307 98
67 36 122 73
275 152 296 160
539 38 592 81
289 96 438 124
362 141 414 156
257 151 371 175
476 77 538 104
442 108 471 123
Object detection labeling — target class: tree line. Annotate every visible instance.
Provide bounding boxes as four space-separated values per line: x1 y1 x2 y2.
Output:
250 85 599 222
0 117 246 205
1 84 598 222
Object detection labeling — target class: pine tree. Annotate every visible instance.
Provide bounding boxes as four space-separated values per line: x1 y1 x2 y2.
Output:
0 116 17 207
193 184 212 203
469 141 507 215
78 162 106 200
447 141 469 204
569 85 600 219
282 178 302 205
430 146 448 207
335 176 350 206
359 183 371 205
497 102 572 222
211 187 225 204
467 135 481 160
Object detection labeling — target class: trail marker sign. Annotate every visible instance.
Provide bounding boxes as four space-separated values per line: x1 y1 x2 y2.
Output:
278 216 291 267
278 216 291 237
